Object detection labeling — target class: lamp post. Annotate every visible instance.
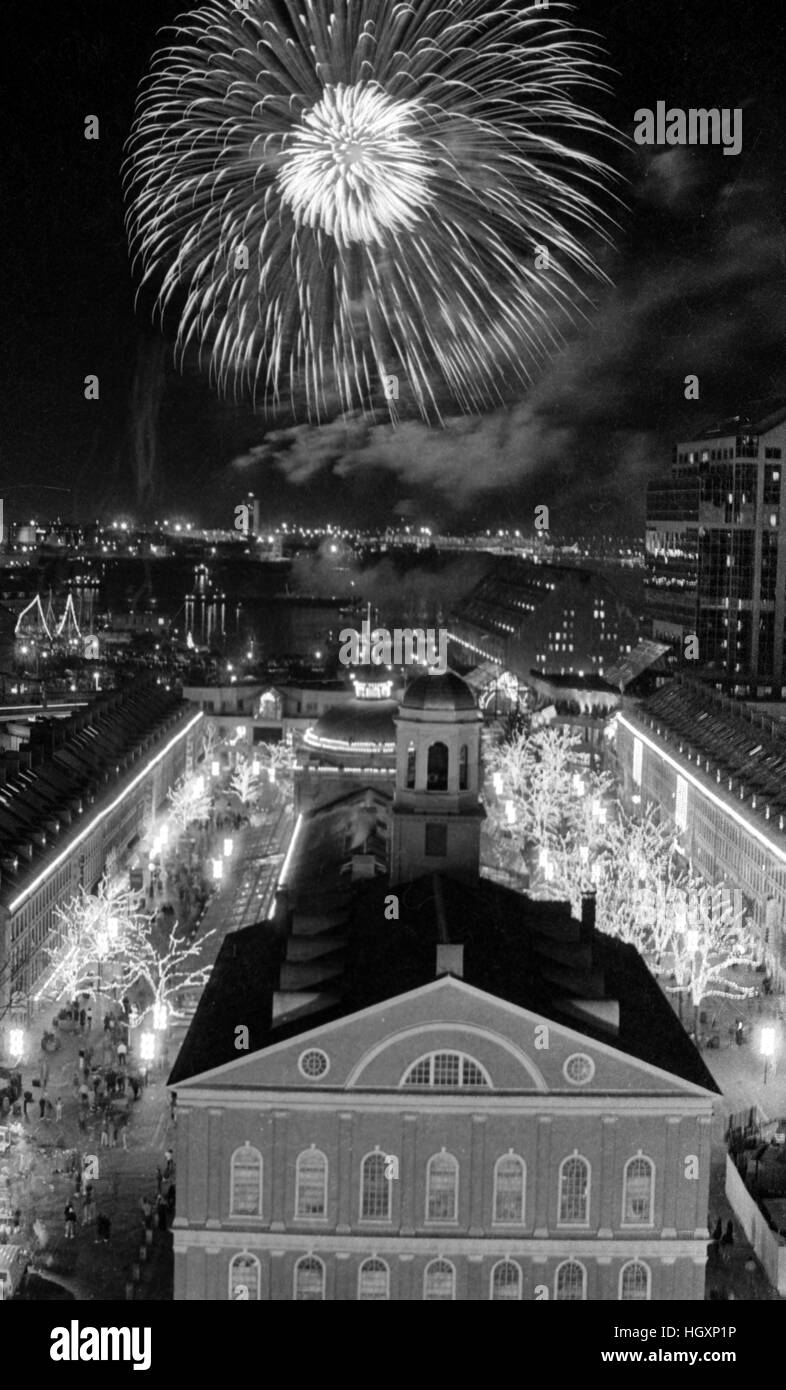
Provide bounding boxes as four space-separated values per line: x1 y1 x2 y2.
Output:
761 1026 776 1086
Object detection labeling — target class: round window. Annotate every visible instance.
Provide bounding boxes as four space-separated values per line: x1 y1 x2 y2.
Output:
564 1053 595 1085
298 1048 329 1079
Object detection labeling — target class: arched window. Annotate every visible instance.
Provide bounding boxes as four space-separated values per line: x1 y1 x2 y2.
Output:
360 1152 392 1221
490 1260 522 1300
424 1258 455 1300
358 1257 390 1300
620 1260 651 1301
229 1253 260 1300
555 1260 586 1301
459 744 469 790
406 741 416 789
427 741 449 791
558 1154 590 1225
294 1255 325 1300
402 1051 491 1088
426 1151 459 1222
493 1153 526 1225
622 1155 654 1226
295 1148 328 1219
230 1145 262 1217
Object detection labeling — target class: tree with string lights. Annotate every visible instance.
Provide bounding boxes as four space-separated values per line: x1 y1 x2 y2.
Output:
167 769 212 833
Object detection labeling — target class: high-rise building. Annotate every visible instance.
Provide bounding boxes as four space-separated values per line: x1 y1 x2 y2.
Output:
646 404 786 695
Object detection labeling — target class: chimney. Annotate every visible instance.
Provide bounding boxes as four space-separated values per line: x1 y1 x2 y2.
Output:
436 944 464 979
580 892 596 937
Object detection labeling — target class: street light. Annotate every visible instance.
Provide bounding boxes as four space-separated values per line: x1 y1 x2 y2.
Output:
492 771 504 796
152 1002 168 1031
140 1032 155 1062
212 858 224 882
761 1026 777 1085
8 1028 24 1060
223 837 233 858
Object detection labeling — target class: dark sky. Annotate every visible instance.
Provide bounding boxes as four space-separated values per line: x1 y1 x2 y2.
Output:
2 0 786 533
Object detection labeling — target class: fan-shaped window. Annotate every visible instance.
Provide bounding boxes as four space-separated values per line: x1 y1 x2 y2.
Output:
623 1156 654 1226
230 1145 262 1217
294 1255 325 1300
360 1152 392 1221
555 1260 586 1301
493 1153 526 1225
490 1260 522 1300
459 744 469 790
424 1258 455 1300
295 1149 328 1219
402 1051 491 1088
427 742 449 791
620 1260 651 1301
558 1154 590 1226
229 1253 260 1300
426 1151 459 1222
358 1257 390 1301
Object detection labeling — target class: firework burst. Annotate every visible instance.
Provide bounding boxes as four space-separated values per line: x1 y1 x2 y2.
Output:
126 0 621 422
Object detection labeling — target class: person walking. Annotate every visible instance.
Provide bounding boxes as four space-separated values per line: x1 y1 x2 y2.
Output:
64 1202 77 1239
55 1096 63 1123
82 1184 96 1226
121 1120 128 1151
100 1119 109 1149
38 1092 46 1121
720 1220 734 1262
22 1090 32 1122
156 1193 168 1231
86 1008 93 1032
79 1008 86 1034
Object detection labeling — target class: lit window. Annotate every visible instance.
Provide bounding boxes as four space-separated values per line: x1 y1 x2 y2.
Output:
555 1260 586 1301
490 1260 522 1300
558 1155 590 1225
230 1145 262 1217
358 1258 390 1301
675 775 688 832
229 1253 260 1300
294 1255 325 1300
295 1149 328 1219
424 1258 455 1300
623 1156 654 1225
402 1052 491 1088
426 1152 459 1221
360 1152 392 1221
620 1260 651 1300
493 1154 526 1224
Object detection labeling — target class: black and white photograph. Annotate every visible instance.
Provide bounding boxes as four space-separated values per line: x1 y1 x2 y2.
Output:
1 0 786 1342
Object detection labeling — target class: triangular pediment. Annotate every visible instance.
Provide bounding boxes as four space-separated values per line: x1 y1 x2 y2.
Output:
175 976 715 1100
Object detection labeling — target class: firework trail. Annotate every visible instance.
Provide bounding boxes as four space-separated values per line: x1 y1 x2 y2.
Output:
126 1 621 423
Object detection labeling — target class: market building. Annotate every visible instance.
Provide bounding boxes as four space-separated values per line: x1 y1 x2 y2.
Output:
170 671 717 1301
0 679 201 1023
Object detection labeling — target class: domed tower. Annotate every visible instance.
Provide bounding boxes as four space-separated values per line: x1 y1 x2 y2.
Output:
390 671 485 886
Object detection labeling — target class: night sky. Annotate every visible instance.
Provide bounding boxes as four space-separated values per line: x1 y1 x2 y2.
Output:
2 0 785 533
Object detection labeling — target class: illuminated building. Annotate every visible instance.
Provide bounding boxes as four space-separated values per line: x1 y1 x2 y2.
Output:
170 671 716 1301
448 557 640 685
646 404 786 694
0 681 201 1018
614 674 786 981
